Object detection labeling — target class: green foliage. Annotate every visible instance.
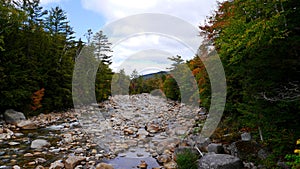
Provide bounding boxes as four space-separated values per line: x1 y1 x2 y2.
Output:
176 149 199 169
199 0 300 165
285 154 300 169
285 139 300 169
163 75 180 100
0 1 112 115
111 69 130 95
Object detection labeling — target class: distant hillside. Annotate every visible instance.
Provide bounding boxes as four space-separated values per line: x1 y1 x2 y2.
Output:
141 71 168 79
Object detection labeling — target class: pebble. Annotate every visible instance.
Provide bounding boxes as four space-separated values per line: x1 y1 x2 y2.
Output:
28 161 36 165
24 153 34 157
8 142 20 146
137 153 144 157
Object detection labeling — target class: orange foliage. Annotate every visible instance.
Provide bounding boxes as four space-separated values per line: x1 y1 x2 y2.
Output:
31 88 45 111
192 68 200 76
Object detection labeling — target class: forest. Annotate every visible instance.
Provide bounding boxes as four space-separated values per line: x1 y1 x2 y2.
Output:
1 0 300 168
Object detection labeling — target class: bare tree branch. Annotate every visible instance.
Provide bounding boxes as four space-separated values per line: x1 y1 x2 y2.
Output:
259 81 300 102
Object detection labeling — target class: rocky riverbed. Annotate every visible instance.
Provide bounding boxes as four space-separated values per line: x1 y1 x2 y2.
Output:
0 94 206 169
0 93 274 169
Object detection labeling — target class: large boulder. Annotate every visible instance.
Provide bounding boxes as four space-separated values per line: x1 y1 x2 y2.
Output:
4 109 26 124
31 139 50 149
16 120 38 129
198 153 243 169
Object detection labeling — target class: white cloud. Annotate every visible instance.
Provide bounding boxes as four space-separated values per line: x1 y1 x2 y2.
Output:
40 0 62 5
112 34 195 74
81 0 220 73
81 0 218 25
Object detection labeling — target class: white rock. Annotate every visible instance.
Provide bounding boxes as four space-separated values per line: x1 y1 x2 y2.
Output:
31 139 50 149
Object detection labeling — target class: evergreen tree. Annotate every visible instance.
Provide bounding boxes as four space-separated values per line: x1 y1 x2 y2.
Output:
92 30 112 65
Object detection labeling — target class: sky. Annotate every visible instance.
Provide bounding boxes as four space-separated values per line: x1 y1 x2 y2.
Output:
41 0 221 74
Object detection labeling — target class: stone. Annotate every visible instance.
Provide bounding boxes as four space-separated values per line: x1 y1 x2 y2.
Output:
74 147 84 154
35 157 47 164
4 109 26 124
196 137 211 152
35 165 45 169
136 153 144 157
31 139 50 149
14 133 24 137
198 153 243 169
17 120 38 130
8 141 20 146
164 160 177 169
91 149 97 154
123 128 134 135
174 127 187 136
64 155 86 169
207 143 224 154
138 160 148 169
49 160 64 169
258 149 269 160
277 161 290 169
157 154 171 164
28 161 36 165
24 153 34 157
241 132 251 141
12 165 21 169
95 162 114 169
119 153 126 157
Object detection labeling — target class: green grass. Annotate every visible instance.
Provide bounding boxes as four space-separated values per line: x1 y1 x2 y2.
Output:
176 149 199 169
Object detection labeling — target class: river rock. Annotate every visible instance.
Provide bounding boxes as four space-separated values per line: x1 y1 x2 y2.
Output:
17 120 38 129
241 132 251 141
138 160 148 169
12 165 21 169
95 162 114 169
64 155 86 169
174 127 188 136
207 143 224 154
31 139 50 149
164 160 177 169
157 154 171 164
8 141 20 146
198 153 243 169
35 157 47 164
4 109 26 124
49 160 64 169
123 128 134 135
35 165 45 169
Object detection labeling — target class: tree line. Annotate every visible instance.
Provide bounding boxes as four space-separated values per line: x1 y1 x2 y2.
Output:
0 0 113 115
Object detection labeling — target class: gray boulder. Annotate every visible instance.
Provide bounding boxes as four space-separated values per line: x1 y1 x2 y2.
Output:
31 139 50 149
208 143 224 154
4 109 26 124
199 153 243 169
